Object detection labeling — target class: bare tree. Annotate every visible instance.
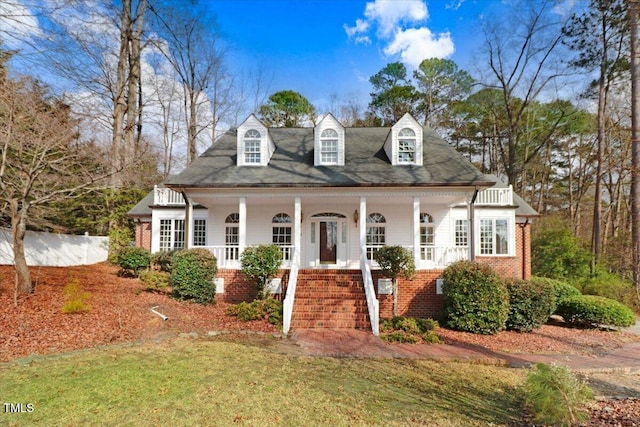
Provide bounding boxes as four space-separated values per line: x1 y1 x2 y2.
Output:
480 0 568 190
0 73 111 299
149 3 230 163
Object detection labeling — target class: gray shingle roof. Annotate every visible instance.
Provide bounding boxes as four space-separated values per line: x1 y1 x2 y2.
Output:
165 127 493 188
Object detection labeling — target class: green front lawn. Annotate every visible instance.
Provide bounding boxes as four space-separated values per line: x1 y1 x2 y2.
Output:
1 338 525 426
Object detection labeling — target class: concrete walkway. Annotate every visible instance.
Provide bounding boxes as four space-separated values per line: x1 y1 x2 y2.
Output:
289 323 640 374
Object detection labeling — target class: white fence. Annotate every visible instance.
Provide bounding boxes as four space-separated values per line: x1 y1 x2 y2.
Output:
0 228 109 267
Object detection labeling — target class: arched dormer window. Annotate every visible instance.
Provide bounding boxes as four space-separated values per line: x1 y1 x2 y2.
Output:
366 213 386 260
244 129 261 164
272 213 292 260
420 213 435 261
320 129 339 164
398 128 416 164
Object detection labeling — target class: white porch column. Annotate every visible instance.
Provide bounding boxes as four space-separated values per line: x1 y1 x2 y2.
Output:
239 197 247 255
294 197 301 257
359 197 367 251
184 194 194 249
413 197 420 265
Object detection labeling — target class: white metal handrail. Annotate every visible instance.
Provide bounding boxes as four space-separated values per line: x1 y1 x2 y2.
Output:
282 247 300 335
360 249 379 336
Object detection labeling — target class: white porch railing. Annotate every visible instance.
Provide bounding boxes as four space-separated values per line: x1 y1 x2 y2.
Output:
203 245 293 269
154 185 185 206
475 186 513 205
360 249 379 336
366 245 469 269
282 248 300 335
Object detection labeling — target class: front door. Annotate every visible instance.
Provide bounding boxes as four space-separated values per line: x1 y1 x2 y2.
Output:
319 221 337 264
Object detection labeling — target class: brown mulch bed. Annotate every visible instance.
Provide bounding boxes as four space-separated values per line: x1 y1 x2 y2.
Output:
1 263 639 425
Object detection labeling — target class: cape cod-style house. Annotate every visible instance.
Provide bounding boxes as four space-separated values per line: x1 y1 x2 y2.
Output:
129 113 537 335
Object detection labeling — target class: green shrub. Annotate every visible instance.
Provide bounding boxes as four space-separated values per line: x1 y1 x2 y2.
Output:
108 227 134 264
531 227 590 280
61 279 91 314
138 269 170 293
226 298 283 325
505 279 555 332
116 246 151 277
577 270 640 314
524 363 593 426
530 277 582 314
170 249 217 305
240 244 283 300
556 295 636 328
151 250 178 273
441 261 509 335
380 317 441 344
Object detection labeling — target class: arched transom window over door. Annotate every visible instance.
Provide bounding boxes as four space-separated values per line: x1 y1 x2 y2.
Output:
366 213 386 260
225 213 240 260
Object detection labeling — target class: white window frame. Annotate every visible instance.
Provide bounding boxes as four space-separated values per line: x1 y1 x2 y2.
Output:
159 219 185 252
272 213 292 261
320 129 339 164
193 219 207 247
420 213 435 261
244 129 261 164
225 213 240 260
479 218 510 256
397 128 416 164
366 212 386 260
454 219 468 247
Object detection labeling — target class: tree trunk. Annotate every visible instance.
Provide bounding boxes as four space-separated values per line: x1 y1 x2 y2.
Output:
628 0 640 299
11 204 32 295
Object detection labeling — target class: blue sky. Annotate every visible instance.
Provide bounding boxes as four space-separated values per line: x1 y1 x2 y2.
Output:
208 0 512 109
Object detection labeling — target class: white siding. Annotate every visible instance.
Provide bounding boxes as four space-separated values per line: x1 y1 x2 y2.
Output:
314 114 345 166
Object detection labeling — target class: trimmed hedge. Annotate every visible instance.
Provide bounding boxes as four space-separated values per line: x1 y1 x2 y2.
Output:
170 249 218 305
505 279 555 332
441 261 509 335
116 246 151 276
226 298 283 325
557 295 636 328
529 277 581 315
380 316 441 344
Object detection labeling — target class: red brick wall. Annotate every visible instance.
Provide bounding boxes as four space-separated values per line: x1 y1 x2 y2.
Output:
215 269 289 303
372 270 444 319
134 221 152 251
475 221 532 280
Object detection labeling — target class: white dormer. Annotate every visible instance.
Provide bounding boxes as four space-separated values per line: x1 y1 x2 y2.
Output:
236 114 275 166
314 113 345 166
384 113 423 166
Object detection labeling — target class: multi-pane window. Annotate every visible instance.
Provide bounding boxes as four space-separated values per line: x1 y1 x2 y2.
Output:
480 219 509 255
454 219 468 247
272 213 292 261
159 219 185 251
420 213 434 261
398 128 416 164
225 213 240 260
244 129 261 164
320 129 339 164
193 219 207 246
366 212 386 259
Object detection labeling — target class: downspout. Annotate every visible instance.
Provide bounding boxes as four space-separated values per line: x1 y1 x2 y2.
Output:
519 218 530 279
182 191 192 249
469 188 479 261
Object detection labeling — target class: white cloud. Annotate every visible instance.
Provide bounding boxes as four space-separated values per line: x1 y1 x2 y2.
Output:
0 0 42 48
364 0 428 36
552 0 577 17
384 28 454 68
345 0 454 68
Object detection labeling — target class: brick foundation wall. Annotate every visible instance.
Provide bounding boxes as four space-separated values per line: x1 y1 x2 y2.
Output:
475 221 532 280
215 269 289 303
372 270 444 319
134 221 152 251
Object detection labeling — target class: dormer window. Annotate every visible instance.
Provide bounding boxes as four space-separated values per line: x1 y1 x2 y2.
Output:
314 114 345 166
398 128 416 163
237 114 275 166
244 129 261 164
385 113 423 166
320 129 339 164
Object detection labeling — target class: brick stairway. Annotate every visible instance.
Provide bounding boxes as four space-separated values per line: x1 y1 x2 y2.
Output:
291 269 371 330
